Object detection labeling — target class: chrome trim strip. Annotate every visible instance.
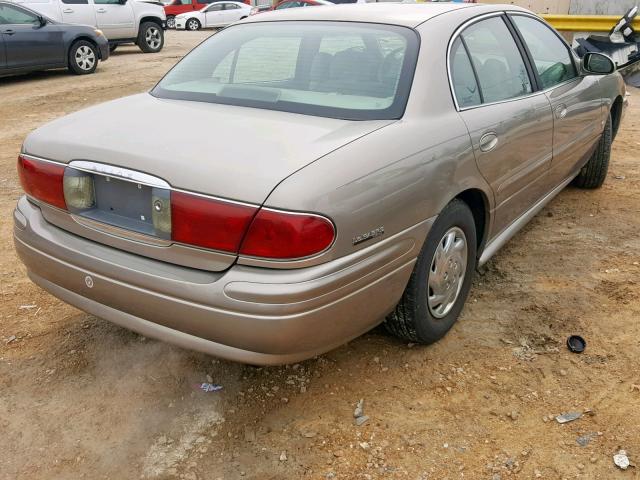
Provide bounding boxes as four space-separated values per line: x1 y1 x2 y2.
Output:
478 175 574 266
446 10 582 113
68 160 171 189
71 214 172 247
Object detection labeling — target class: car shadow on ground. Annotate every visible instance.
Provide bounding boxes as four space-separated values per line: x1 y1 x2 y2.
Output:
0 69 71 85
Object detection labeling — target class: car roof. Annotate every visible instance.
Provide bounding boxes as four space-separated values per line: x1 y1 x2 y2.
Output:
243 2 485 28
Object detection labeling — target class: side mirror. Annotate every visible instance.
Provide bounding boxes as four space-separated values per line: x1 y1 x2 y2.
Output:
582 52 616 75
37 15 47 26
118 0 128 4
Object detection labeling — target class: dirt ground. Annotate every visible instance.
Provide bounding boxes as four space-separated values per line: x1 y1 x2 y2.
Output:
1 31 639 480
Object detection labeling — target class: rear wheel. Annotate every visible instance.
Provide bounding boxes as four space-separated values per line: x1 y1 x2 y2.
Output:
166 15 176 29
68 40 98 75
385 199 477 344
573 113 612 189
138 22 164 53
186 18 201 31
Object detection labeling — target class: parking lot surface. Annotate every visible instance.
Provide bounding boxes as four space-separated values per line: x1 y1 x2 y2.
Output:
1 30 639 480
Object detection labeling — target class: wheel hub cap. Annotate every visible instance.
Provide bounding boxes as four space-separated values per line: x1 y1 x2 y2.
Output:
427 226 467 318
75 46 95 70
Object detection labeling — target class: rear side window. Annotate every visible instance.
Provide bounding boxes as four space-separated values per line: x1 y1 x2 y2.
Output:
510 15 577 89
450 37 481 108
62 0 89 4
459 16 532 104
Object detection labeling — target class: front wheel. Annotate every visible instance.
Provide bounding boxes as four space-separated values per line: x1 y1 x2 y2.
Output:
573 113 612 189
166 15 176 29
138 22 164 53
68 40 98 75
186 18 201 31
384 199 477 344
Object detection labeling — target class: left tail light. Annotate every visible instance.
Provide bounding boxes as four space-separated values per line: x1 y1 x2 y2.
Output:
17 155 67 210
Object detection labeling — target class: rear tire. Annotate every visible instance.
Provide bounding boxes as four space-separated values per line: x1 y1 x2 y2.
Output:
68 40 98 75
573 113 612 189
138 22 164 53
186 18 201 31
384 199 477 344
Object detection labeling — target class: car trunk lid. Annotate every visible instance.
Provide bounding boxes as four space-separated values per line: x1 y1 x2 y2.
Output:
23 94 393 271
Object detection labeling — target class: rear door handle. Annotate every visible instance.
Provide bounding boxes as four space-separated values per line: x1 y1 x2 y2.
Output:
96 8 107 12
555 104 568 119
479 132 499 152
2 29 15 35
62 8 73 12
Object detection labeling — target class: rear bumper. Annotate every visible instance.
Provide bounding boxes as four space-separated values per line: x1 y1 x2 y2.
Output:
14 196 431 364
174 18 186 29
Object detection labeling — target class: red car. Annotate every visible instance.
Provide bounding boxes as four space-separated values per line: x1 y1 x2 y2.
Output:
165 0 250 28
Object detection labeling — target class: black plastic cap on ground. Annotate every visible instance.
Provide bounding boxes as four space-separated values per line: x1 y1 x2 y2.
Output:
567 335 586 353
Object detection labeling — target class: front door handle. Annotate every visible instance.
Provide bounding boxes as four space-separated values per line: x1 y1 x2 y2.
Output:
2 29 15 35
62 8 73 12
479 132 499 152
555 104 568 119
96 8 107 12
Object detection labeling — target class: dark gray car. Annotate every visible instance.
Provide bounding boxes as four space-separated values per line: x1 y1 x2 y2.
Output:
0 1 109 76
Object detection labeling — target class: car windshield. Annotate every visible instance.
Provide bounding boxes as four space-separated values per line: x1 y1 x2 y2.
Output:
152 21 419 120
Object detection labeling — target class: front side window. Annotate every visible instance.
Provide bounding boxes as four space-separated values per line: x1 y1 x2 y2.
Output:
460 16 532 104
152 22 419 120
206 3 223 11
94 0 122 4
0 4 39 24
511 15 577 89
62 0 89 4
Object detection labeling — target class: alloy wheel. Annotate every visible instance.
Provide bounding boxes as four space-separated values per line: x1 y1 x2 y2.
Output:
145 27 161 49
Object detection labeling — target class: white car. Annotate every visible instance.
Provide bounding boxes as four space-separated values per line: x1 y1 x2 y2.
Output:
7 0 166 53
175 1 254 30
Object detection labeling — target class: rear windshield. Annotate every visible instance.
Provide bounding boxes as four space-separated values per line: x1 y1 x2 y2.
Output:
152 21 419 120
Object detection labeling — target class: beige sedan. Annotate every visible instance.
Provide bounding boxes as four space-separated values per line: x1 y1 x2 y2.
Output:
14 3 626 364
